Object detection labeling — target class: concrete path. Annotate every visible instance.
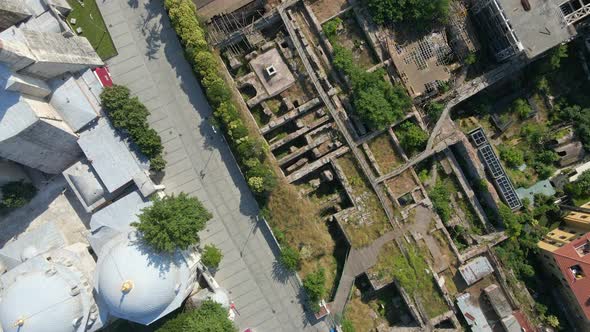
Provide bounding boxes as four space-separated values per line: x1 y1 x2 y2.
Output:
96 1 327 331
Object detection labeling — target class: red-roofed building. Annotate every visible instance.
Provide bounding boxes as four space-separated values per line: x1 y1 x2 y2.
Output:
538 202 590 330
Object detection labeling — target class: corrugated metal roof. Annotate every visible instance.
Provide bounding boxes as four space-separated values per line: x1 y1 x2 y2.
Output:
78 119 144 193
456 293 492 332
459 256 494 286
90 190 152 232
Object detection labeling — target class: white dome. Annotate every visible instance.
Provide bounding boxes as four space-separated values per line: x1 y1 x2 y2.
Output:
0 271 84 332
95 233 190 325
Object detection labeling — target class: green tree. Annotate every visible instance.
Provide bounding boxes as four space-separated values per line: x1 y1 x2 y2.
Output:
425 101 445 123
132 193 212 253
157 300 237 332
303 268 326 312
100 85 131 111
201 244 223 269
498 145 524 168
341 319 355 332
0 181 37 209
323 17 342 40
536 76 550 93
396 121 428 155
566 170 590 198
366 0 450 25
498 203 521 238
546 315 560 328
549 44 568 70
511 98 533 119
279 246 301 271
429 181 451 223
465 52 477 65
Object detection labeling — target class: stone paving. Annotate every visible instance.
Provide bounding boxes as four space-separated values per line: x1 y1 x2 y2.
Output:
95 1 328 331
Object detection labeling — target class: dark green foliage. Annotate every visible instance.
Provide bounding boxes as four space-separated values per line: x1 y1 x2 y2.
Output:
465 52 477 65
565 170 590 199
341 319 355 332
303 268 326 312
511 98 533 120
279 246 301 271
100 85 166 171
201 244 223 269
549 44 568 70
498 203 521 237
165 0 277 197
395 121 428 155
366 0 450 25
332 46 410 130
0 181 36 209
157 300 237 332
425 101 444 123
429 181 451 223
323 17 342 40
498 145 524 168
552 103 590 150
132 193 212 253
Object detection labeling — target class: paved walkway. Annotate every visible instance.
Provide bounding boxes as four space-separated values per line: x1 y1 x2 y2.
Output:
96 1 327 331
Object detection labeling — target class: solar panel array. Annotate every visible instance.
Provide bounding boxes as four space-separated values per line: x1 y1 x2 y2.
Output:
468 128 522 210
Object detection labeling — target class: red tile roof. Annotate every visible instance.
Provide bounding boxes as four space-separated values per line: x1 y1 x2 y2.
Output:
553 233 590 320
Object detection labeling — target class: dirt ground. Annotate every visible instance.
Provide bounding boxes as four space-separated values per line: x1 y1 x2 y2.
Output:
308 0 350 23
368 134 402 175
385 169 419 198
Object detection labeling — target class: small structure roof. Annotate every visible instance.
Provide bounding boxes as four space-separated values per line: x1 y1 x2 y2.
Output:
90 190 151 233
459 256 494 286
49 75 99 132
483 284 512 318
497 0 575 59
63 159 111 212
250 48 295 98
78 119 147 193
516 179 556 205
0 221 65 269
456 293 492 332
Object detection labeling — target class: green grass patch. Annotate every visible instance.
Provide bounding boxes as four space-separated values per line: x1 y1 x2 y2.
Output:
66 0 117 60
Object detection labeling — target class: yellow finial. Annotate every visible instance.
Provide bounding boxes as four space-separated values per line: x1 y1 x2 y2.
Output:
121 280 134 293
13 318 24 327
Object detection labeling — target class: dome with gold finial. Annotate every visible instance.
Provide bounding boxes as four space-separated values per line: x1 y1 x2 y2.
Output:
94 231 196 325
0 269 85 332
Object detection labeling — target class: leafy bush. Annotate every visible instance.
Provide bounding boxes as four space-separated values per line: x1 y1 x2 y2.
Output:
303 268 326 312
429 181 451 223
164 0 276 197
566 170 590 199
157 300 237 332
395 121 428 155
132 193 212 253
341 319 355 332
279 246 301 271
0 181 36 209
330 40 410 130
511 98 533 120
425 101 444 123
366 0 450 25
465 52 477 65
201 244 223 269
100 85 166 171
323 17 342 40
498 145 524 168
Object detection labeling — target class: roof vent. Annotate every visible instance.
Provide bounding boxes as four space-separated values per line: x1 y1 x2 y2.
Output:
265 65 277 77
521 0 531 11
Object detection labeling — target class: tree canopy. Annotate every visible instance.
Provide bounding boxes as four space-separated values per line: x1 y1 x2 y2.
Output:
366 0 450 25
395 121 428 155
0 181 37 209
157 300 236 332
132 193 212 253
201 244 223 269
566 170 590 199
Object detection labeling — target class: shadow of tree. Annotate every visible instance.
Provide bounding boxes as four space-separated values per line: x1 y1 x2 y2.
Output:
271 260 291 283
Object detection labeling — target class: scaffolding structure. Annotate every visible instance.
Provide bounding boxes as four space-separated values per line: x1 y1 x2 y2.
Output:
472 0 522 61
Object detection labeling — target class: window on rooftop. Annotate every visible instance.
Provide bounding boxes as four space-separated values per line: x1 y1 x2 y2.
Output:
570 264 586 279
576 240 590 257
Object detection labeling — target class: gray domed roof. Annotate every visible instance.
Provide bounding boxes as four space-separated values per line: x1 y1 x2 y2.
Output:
95 232 191 325
0 270 84 332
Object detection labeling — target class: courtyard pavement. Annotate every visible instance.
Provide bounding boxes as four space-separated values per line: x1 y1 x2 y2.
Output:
95 0 328 331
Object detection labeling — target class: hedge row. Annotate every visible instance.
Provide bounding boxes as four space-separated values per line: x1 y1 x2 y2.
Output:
164 0 276 196
100 85 166 171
